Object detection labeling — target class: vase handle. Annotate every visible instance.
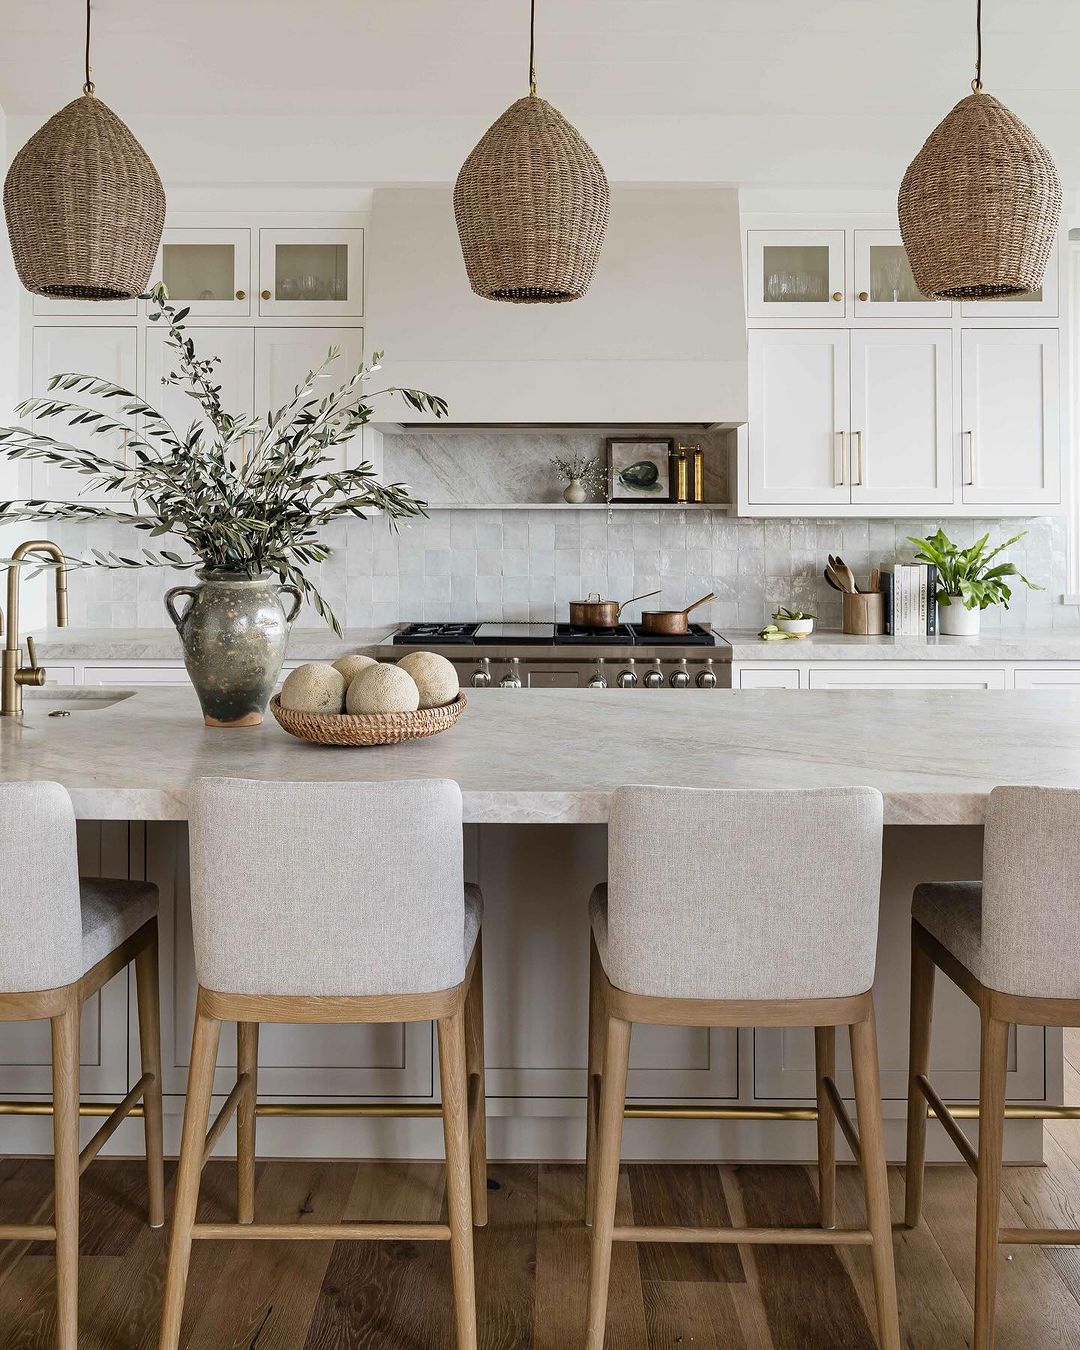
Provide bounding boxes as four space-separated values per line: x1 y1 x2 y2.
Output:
277 584 303 624
164 586 198 633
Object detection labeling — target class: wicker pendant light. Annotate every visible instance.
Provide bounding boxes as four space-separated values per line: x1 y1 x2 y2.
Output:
454 0 609 304
4 1 165 301
898 0 1060 301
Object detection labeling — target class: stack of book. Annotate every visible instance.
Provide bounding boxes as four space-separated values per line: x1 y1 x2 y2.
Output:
880 563 938 636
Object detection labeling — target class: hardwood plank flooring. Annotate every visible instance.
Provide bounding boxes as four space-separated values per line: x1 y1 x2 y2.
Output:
2 1140 1080 1347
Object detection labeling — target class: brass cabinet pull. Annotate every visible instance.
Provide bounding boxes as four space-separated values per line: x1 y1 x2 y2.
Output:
235 289 246 300
831 291 843 302
261 289 271 300
858 290 869 302
853 430 864 486
835 431 847 487
964 430 975 485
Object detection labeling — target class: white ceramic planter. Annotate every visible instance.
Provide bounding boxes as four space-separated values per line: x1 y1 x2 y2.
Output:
773 616 814 636
937 597 981 636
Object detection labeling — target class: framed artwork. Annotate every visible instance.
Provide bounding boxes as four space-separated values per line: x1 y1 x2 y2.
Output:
606 437 674 502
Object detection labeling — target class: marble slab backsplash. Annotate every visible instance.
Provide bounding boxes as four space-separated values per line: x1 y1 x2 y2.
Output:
49 512 1070 633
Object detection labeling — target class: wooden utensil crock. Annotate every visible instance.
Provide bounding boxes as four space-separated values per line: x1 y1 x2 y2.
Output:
842 591 885 635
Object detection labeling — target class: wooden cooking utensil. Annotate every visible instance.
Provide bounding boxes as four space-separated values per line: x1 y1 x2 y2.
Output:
824 563 856 595
831 556 859 593
639 592 716 637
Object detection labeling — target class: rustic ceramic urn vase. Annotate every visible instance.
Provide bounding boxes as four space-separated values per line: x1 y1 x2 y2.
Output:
164 570 302 727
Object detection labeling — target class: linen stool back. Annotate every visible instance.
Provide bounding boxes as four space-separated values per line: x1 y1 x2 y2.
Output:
0 781 84 993
978 785 1080 998
604 784 884 1000
188 777 469 997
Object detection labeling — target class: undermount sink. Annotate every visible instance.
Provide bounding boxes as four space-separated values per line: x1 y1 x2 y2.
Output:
23 687 137 713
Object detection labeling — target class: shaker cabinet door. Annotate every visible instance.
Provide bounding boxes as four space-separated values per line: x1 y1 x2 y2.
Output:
960 329 1060 505
747 329 850 506
254 328 364 471
849 329 954 506
145 326 254 453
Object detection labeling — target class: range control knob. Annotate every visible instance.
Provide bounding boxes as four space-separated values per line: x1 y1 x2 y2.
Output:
696 658 718 689
643 661 665 689
670 658 691 689
500 656 523 689
471 657 492 688
587 658 608 689
616 659 638 689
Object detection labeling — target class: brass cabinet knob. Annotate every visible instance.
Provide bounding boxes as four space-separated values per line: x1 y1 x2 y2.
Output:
858 291 869 301
261 289 272 300
235 289 246 300
831 291 843 302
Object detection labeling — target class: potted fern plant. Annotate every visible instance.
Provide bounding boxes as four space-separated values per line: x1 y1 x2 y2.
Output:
0 285 446 726
907 527 1042 636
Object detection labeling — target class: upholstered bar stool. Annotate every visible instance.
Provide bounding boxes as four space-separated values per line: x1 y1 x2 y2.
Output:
906 785 1080 1350
585 784 899 1350
0 781 164 1350
159 776 486 1350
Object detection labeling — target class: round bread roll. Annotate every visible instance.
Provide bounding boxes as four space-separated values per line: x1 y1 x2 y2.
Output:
397 650 460 709
278 663 345 714
346 662 420 715
332 653 377 686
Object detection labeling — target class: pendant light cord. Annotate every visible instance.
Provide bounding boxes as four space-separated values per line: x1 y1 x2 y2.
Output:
83 0 95 95
972 0 983 91
528 0 537 96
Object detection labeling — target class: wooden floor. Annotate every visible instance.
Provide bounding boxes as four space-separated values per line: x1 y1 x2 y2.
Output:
1 1037 1079 1348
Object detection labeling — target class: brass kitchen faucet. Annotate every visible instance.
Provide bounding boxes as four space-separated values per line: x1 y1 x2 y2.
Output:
1 539 68 716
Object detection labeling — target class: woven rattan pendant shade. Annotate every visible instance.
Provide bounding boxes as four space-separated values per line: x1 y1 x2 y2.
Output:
4 93 166 300
454 94 609 304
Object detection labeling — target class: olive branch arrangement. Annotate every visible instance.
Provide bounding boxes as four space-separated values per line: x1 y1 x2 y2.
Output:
0 283 446 634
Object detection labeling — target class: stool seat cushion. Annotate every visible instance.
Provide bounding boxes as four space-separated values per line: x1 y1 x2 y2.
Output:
464 883 483 959
80 879 158 975
912 881 983 979
590 883 610 963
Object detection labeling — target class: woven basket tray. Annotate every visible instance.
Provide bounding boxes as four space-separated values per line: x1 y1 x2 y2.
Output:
270 693 467 747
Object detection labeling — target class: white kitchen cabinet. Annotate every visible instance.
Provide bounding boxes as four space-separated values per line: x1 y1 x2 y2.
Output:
808 665 1008 690
738 666 802 689
258 228 364 318
145 325 255 449
852 230 951 319
747 329 850 506
30 326 139 503
1013 668 1080 689
255 327 364 470
849 329 953 505
746 229 846 319
959 250 1059 318
152 228 252 316
960 329 1060 506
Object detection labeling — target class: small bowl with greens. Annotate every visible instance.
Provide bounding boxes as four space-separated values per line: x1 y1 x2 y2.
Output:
771 607 815 636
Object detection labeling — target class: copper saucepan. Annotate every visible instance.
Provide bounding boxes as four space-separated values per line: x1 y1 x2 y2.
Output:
639 592 716 637
568 590 661 628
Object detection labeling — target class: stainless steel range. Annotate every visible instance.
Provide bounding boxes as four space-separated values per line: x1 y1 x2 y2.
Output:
374 622 733 689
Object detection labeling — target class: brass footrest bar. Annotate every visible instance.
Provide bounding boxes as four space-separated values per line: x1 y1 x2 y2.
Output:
612 1224 873 1246
821 1075 862 1165
253 1102 443 1118
623 1105 819 1121
79 1074 152 1177
191 1221 451 1242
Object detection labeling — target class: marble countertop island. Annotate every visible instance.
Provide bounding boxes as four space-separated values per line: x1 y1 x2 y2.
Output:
6 683 1080 826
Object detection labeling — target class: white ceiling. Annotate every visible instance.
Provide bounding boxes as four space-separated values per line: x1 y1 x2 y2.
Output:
2 1 1078 186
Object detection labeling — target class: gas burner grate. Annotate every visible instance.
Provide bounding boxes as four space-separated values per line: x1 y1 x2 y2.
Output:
554 623 636 646
627 623 717 646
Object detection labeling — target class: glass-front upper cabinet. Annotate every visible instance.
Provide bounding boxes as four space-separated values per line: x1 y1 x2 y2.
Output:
153 228 252 316
853 230 952 317
746 230 846 319
959 248 1059 317
258 228 365 317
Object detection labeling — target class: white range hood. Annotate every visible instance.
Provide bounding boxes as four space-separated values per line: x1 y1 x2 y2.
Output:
366 187 747 426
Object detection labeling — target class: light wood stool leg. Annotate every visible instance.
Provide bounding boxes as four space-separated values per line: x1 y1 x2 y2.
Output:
159 1007 221 1350
439 1005 478 1350
463 938 488 1228
584 936 606 1227
51 998 81 1350
974 1012 1009 1350
236 1021 259 1225
904 931 936 1229
850 1009 901 1350
585 1015 631 1350
135 925 166 1229
814 1025 836 1229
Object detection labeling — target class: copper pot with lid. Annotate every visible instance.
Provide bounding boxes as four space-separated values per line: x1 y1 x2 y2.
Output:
568 590 660 629
639 592 716 636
